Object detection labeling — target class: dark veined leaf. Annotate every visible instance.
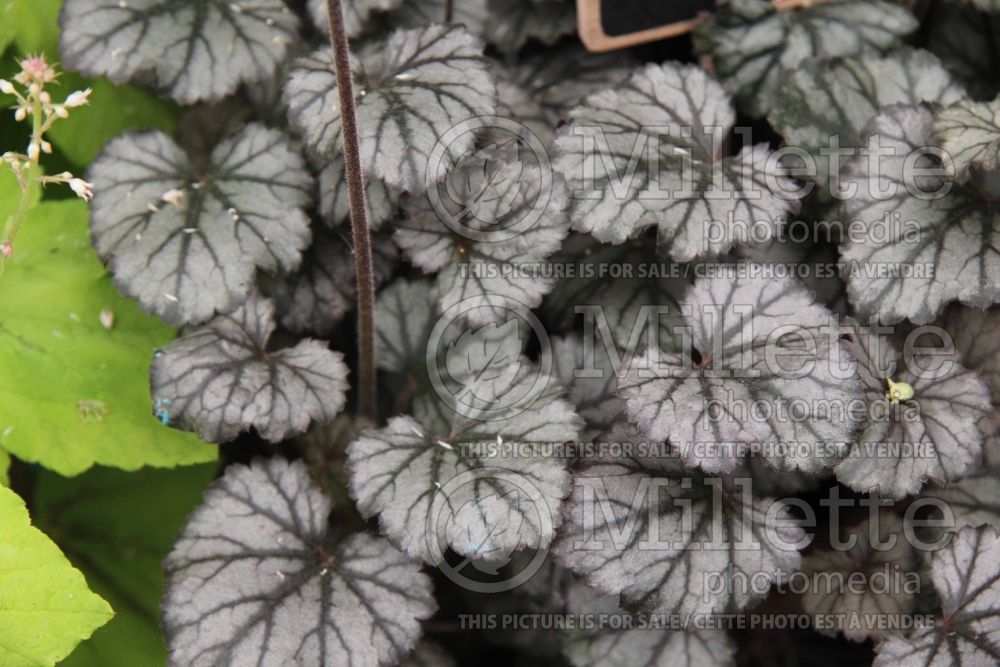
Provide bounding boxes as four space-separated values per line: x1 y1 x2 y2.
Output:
347 360 582 564
541 236 690 356
928 3 1000 100
395 143 570 325
163 457 436 666
839 104 1000 324
493 62 556 147
0 485 113 667
150 292 349 443
552 334 623 443
511 45 636 125
562 580 736 667
873 525 1000 666
799 513 917 641
389 0 576 54
553 62 801 262
376 277 437 375
834 325 992 499
272 228 398 336
934 97 1000 178
738 203 851 315
317 154 399 230
87 123 312 326
553 436 805 617
769 49 966 192
59 0 298 104
284 24 496 192
926 425 1000 531
694 0 916 118
619 265 864 474
937 303 1000 401
306 0 402 38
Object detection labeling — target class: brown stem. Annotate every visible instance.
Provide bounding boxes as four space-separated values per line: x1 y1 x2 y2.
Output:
326 0 377 422
444 0 453 22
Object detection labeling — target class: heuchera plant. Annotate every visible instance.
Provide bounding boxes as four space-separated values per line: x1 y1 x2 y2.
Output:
4 0 1000 665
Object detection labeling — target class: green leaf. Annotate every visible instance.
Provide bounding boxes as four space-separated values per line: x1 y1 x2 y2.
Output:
46 73 177 167
0 449 9 487
0 199 217 475
32 463 217 667
0 484 113 666
5 0 61 57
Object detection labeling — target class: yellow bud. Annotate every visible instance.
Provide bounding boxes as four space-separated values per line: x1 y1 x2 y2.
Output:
886 377 915 404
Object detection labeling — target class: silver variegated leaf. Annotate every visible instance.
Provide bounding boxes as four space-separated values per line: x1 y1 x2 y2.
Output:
834 326 992 499
376 277 437 374
565 622 734 667
619 265 863 474
306 0 402 38
800 513 917 641
163 457 435 666
873 525 1000 666
553 454 805 617
150 292 349 443
694 0 916 118
552 334 622 443
389 0 575 54
512 46 635 124
542 236 690 355
562 581 736 667
396 146 570 325
738 204 850 315
938 303 1000 401
284 24 496 192
926 428 1000 531
346 362 582 564
87 123 312 325
317 154 399 229
60 0 298 104
840 104 1000 324
553 62 800 262
769 49 966 192
934 98 1000 178
493 63 555 147
275 229 398 336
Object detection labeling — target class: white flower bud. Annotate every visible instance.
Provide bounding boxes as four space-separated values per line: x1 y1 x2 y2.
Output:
41 140 52 154
0 80 13 95
64 89 91 108
68 178 94 202
27 142 39 161
39 91 51 104
14 107 26 121
55 106 69 119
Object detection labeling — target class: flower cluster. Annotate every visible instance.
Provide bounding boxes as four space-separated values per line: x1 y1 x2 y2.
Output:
0 55 95 269
0 55 93 200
